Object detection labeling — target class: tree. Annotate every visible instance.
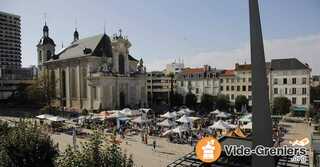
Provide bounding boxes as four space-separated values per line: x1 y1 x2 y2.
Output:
56 132 134 167
311 86 320 104
167 72 175 108
185 93 197 109
235 95 249 112
0 120 58 167
273 97 291 115
201 94 215 112
171 93 183 107
215 95 230 111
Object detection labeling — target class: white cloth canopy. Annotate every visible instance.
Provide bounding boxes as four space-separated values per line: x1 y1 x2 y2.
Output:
139 108 151 113
176 115 192 123
242 122 252 129
36 114 53 119
188 117 201 122
107 111 126 118
160 112 177 119
132 116 149 124
120 108 140 116
157 119 177 127
47 116 67 122
172 126 189 133
239 113 252 123
177 108 194 115
209 120 233 130
216 112 232 118
162 129 173 136
210 109 221 115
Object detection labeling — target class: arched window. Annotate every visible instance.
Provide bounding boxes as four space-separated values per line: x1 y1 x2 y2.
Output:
118 54 125 74
70 68 77 98
47 50 51 61
50 70 56 97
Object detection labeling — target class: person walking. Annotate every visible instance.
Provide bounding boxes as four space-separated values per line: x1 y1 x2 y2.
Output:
153 140 156 151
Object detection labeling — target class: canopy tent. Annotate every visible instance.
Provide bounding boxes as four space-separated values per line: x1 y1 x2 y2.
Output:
107 111 126 118
188 117 201 122
242 122 252 130
216 112 232 118
132 116 150 124
47 116 67 122
162 129 173 136
36 114 54 119
172 126 189 134
210 109 221 115
177 108 195 115
120 109 140 116
160 112 177 119
139 108 152 114
209 120 233 130
234 127 246 137
239 113 252 123
176 115 192 123
157 119 177 127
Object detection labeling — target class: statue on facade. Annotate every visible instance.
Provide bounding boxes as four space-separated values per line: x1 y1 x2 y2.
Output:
137 58 144 73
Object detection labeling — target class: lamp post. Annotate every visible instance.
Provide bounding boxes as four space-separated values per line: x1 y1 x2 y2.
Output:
249 0 274 166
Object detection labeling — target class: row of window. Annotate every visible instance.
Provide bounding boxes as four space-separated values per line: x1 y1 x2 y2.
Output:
291 97 307 105
221 85 252 92
273 87 307 95
220 77 251 83
273 77 307 85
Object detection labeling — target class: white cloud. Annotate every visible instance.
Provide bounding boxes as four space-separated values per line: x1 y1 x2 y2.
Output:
146 33 320 74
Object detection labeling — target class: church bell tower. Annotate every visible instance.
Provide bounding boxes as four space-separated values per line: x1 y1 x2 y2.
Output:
37 22 56 71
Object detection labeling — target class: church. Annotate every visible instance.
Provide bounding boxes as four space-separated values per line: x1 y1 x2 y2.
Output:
37 23 148 111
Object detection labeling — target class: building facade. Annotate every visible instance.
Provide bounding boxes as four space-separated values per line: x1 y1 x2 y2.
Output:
165 61 184 75
176 65 221 103
147 71 175 105
37 23 147 111
176 58 311 110
0 11 21 74
269 58 311 110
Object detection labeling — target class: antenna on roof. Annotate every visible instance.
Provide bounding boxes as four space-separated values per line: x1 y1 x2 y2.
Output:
103 20 106 34
43 12 47 25
75 18 78 30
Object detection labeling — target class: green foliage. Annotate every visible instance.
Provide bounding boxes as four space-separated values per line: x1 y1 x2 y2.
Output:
185 93 197 109
56 132 134 167
311 86 320 104
171 93 184 107
235 95 249 112
201 94 215 111
273 97 291 115
215 95 230 111
0 120 58 167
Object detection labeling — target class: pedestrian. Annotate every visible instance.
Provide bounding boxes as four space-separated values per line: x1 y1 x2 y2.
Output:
153 140 156 151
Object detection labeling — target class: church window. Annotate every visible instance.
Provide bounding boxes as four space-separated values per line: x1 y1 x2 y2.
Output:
119 54 125 74
70 68 78 98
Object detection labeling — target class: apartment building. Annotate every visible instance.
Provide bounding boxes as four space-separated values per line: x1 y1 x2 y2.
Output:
147 71 175 105
176 65 221 103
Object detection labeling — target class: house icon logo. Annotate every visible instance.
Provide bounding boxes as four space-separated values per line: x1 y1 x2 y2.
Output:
196 137 222 163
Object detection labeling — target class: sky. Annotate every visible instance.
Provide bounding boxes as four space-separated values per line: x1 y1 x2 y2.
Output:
1 0 320 73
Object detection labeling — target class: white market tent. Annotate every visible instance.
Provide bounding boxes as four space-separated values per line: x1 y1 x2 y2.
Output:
210 109 221 115
242 122 252 130
177 108 195 115
139 108 152 113
160 112 177 119
157 119 177 127
176 115 192 123
209 120 233 130
107 111 126 118
216 112 232 118
120 108 140 116
239 113 252 123
172 126 189 134
36 114 54 119
47 116 67 122
132 116 150 124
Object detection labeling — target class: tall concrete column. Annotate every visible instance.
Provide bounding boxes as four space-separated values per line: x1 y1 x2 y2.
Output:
249 0 274 166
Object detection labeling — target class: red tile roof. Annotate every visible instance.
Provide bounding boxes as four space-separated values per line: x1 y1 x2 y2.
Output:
223 69 235 76
182 68 205 75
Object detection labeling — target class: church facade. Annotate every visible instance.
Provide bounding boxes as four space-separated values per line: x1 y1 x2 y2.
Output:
37 23 147 111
